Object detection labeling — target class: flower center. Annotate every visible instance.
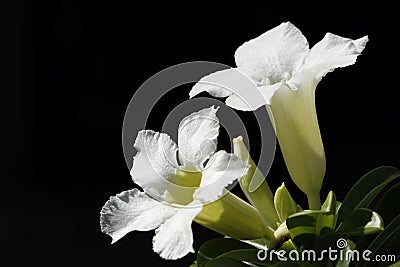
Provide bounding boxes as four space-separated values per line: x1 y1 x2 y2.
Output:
262 72 291 86
166 169 202 206
171 169 202 188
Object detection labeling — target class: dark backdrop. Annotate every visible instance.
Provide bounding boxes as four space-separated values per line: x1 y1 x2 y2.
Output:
5 0 399 266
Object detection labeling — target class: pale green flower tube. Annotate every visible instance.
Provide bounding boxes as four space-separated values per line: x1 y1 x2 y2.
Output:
195 190 274 240
268 77 325 209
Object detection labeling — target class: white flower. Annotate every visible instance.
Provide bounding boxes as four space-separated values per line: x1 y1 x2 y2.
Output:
190 22 367 209
100 106 252 260
190 22 367 110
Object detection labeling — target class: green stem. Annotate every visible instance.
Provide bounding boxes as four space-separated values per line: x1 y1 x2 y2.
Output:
307 191 321 210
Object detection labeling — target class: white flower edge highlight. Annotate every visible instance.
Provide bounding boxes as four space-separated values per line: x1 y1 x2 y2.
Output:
100 188 176 244
100 106 249 259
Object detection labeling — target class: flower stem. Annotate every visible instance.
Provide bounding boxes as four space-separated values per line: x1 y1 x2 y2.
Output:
307 191 321 210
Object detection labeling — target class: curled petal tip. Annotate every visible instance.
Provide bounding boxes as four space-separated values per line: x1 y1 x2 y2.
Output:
354 35 369 53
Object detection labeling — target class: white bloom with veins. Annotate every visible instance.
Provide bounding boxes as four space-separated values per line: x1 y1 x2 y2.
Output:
100 106 250 260
190 22 368 209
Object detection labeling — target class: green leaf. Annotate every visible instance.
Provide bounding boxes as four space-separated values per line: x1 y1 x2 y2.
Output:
389 261 400 267
368 215 400 253
373 183 400 224
190 262 198 267
247 237 269 248
374 229 400 260
313 234 342 252
286 192 336 249
336 208 383 236
270 262 308 267
204 258 249 267
353 184 400 253
335 239 356 267
197 238 304 267
338 166 400 223
197 238 255 267
218 248 277 266
355 215 400 267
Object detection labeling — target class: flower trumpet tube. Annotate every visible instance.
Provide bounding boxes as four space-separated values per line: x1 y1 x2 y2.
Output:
268 76 325 209
190 22 368 209
195 190 274 240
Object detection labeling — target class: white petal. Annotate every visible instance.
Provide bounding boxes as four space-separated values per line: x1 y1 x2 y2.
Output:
224 94 263 111
258 84 284 105
300 33 368 81
189 68 237 98
190 68 265 111
153 201 202 260
226 82 283 111
234 22 309 85
131 130 179 199
354 36 368 52
178 106 220 170
100 188 176 244
194 151 249 203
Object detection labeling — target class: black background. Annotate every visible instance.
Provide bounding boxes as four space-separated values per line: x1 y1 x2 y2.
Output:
5 0 399 266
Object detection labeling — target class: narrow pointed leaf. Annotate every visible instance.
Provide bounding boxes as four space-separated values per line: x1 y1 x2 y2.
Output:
336 208 383 236
338 166 400 223
219 248 279 266
197 238 302 267
368 219 400 261
374 230 400 261
204 258 250 267
373 183 400 224
354 215 400 267
197 238 255 267
353 184 400 252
